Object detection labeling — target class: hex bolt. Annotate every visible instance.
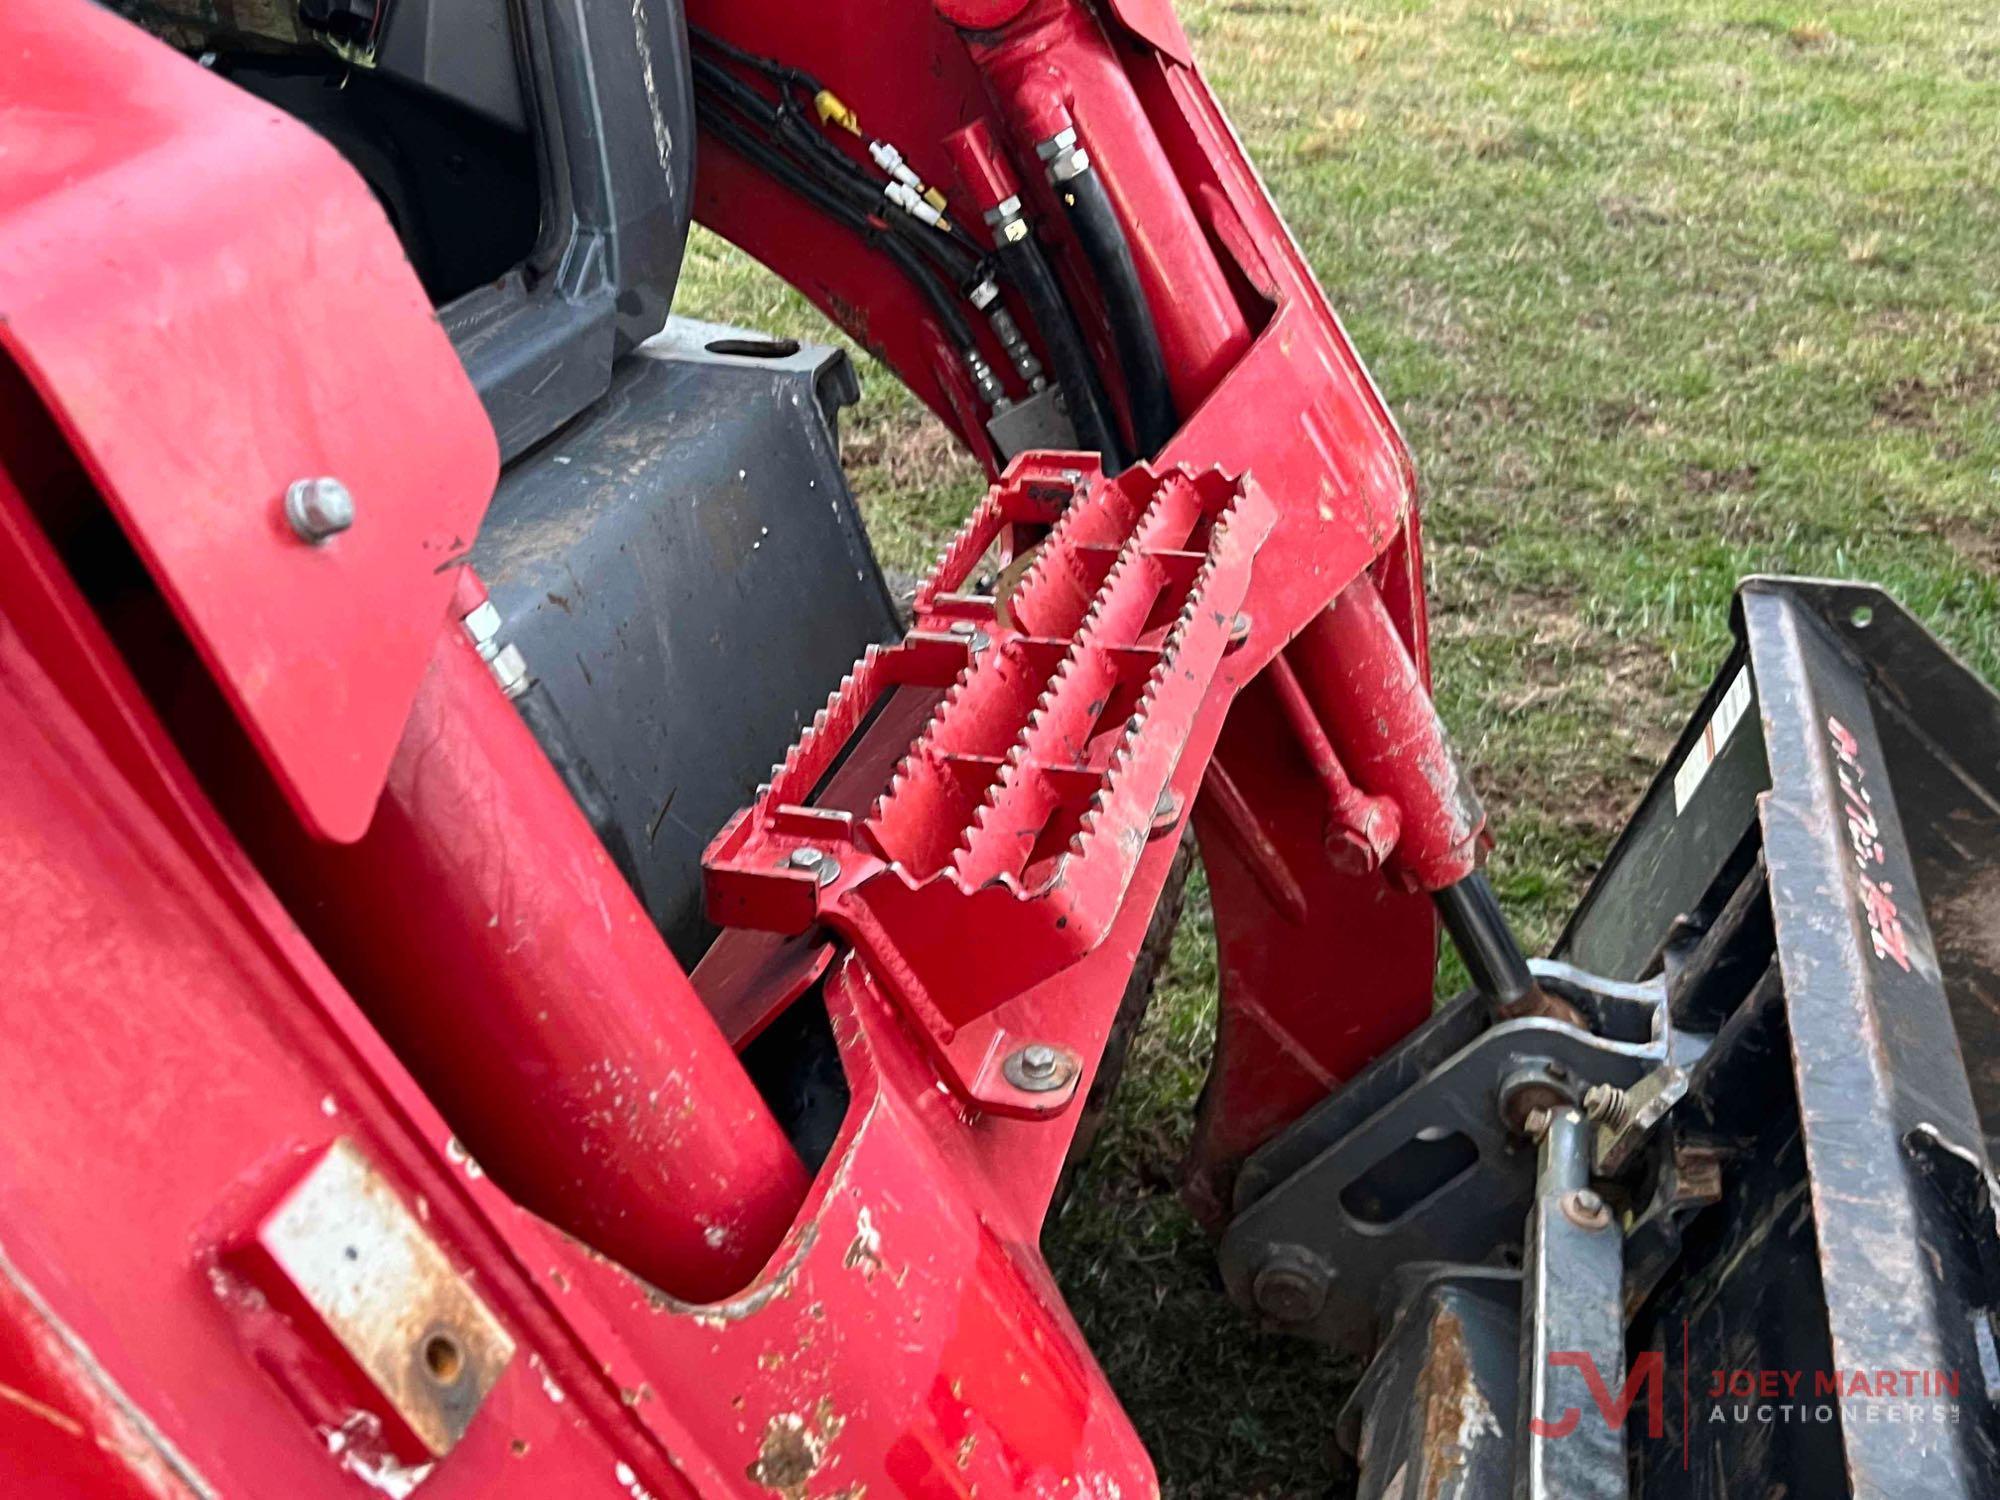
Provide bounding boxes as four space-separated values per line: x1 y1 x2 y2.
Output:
1150 787 1182 837
948 618 993 652
1002 1042 1076 1094
1251 1246 1331 1324
1561 1187 1613 1232
1227 612 1253 650
284 476 355 544
1522 1106 1554 1141
784 847 841 886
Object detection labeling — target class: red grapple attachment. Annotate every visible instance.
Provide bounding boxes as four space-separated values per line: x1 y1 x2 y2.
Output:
706 455 1273 1110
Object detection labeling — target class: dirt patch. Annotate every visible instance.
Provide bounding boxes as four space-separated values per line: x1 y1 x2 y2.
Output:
1872 360 2000 429
1433 586 1681 848
1932 515 2000 571
1599 195 1673 228
1680 463 1760 495
1592 397 1672 439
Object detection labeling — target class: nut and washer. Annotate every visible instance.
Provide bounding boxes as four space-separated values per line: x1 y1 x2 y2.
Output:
1251 1245 1332 1324
1561 1188 1613 1232
1036 127 1090 183
284 476 355 544
784 847 842 886
1002 1042 1077 1094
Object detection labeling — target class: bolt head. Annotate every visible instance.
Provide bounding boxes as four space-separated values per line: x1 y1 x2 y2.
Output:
1002 1042 1075 1094
284 476 355 544
1561 1188 1614 1232
1251 1248 1330 1324
1227 612 1253 648
784 847 841 885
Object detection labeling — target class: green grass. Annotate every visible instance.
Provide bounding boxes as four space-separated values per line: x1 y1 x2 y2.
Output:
677 1 2000 1491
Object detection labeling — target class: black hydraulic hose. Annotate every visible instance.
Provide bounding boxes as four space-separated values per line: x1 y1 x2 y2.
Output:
689 50 989 274
689 24 825 97
699 107 980 355
692 59 986 286
995 231 1126 470
1055 164 1179 458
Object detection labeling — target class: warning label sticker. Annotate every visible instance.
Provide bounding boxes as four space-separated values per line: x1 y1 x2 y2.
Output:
1673 666 1754 814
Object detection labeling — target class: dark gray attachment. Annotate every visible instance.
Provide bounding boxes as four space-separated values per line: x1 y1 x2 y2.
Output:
1341 1267 1522 1500
472 319 901 964
1218 981 1669 1351
985 386 1078 461
1270 577 2000 1499
374 0 527 130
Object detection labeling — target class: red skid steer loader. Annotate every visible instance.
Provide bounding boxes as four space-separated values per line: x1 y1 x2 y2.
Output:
3 0 1997 1495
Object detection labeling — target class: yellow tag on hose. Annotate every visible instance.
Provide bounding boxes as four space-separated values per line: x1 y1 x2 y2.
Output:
814 90 861 135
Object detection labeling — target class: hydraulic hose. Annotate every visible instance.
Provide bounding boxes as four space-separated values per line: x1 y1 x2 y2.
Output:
690 47 988 280
994 228 1126 469
1047 140 1178 458
700 106 982 356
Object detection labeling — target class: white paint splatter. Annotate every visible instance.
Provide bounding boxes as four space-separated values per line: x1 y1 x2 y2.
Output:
615 1460 661 1500
323 1414 434 1498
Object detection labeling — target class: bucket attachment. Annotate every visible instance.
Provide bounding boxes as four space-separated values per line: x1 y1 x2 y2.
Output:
1220 577 2000 1499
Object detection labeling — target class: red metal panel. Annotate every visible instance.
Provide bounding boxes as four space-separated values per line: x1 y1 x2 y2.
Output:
0 619 684 1498
0 0 497 842
0 516 1155 1496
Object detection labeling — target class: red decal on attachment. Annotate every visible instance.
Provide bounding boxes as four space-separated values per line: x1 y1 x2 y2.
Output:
1827 716 1913 973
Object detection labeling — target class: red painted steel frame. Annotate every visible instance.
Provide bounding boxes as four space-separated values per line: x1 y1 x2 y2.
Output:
0 503 1156 1495
225 603 812 1304
0 6 1152 1492
691 0 1458 1197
